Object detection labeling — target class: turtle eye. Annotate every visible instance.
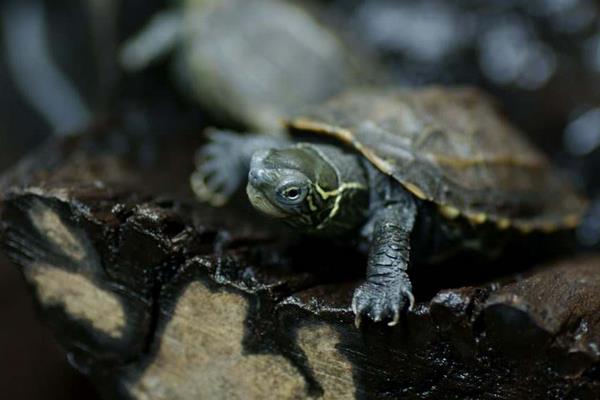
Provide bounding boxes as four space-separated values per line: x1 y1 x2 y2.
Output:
278 185 306 204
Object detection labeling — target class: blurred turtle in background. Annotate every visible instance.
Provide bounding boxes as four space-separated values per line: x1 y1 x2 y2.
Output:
120 0 375 133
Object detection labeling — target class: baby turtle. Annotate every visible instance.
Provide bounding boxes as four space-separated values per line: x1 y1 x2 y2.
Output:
192 87 587 326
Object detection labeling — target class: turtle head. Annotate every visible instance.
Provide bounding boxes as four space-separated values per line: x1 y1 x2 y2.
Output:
247 144 367 234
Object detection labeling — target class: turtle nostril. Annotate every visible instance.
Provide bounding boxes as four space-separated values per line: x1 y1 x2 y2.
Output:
248 169 261 185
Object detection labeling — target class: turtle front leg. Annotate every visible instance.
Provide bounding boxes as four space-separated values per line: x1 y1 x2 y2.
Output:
191 130 290 206
353 202 416 327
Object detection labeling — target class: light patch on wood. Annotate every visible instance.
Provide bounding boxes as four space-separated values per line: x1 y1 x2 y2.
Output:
126 282 307 400
25 263 126 339
297 324 355 399
27 201 88 262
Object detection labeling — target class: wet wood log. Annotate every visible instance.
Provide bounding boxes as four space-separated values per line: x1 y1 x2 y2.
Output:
1 127 599 399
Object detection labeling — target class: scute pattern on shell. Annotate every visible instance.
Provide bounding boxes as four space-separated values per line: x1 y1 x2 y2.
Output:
288 87 587 231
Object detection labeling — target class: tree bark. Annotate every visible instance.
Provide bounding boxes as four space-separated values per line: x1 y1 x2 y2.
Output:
1 127 599 399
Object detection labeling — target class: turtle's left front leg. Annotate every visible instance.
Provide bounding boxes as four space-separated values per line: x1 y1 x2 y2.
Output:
191 130 291 206
352 201 416 327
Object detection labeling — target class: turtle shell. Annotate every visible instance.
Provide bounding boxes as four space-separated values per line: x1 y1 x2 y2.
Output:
287 87 587 232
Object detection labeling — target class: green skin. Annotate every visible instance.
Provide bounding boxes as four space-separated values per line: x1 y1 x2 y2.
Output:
193 131 442 326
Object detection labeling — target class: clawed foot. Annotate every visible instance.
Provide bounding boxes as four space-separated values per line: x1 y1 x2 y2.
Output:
352 278 415 328
191 130 248 206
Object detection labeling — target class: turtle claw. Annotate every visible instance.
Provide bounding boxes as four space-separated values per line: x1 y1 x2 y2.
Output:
386 287 412 326
388 310 401 327
354 313 362 329
406 290 416 311
191 131 248 206
352 286 368 328
351 279 414 328
190 170 229 206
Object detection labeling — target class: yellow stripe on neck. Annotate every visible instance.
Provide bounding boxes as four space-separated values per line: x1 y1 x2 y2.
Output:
315 182 367 230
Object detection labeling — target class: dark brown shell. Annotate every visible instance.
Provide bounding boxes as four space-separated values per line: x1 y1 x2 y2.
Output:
287 87 587 232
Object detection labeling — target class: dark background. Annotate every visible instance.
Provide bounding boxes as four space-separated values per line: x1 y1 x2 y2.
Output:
2 0 600 398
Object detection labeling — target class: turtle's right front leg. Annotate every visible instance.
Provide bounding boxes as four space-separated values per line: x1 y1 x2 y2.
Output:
191 130 291 206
